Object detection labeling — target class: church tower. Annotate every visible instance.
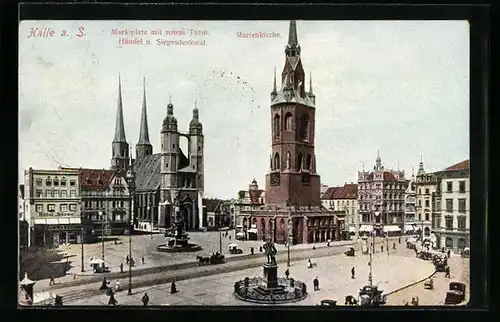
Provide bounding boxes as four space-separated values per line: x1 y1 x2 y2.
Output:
265 20 321 206
136 77 153 159
111 74 130 172
160 98 179 200
189 101 204 191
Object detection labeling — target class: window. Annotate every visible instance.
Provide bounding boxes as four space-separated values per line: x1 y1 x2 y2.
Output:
112 201 116 208
425 200 430 207
36 204 43 212
60 204 68 212
70 180 76 186
446 199 453 212
69 204 77 211
46 190 53 198
53 190 60 198
296 153 303 171
36 190 43 198
46 179 52 186
299 114 310 141
445 216 453 230
457 216 466 230
284 112 293 131
306 154 312 170
70 190 76 197
425 188 429 194
36 179 42 186
445 237 453 248
273 114 280 139
446 182 452 192
436 200 441 211
61 190 67 198
53 180 59 186
61 180 67 186
425 213 429 221
459 181 466 193
458 199 466 213
274 152 281 170
48 204 55 212
418 200 421 206
418 188 421 194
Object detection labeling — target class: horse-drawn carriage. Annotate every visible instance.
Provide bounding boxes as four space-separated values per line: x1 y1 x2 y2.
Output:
228 243 243 254
196 253 225 266
89 257 110 273
358 285 387 307
444 282 466 304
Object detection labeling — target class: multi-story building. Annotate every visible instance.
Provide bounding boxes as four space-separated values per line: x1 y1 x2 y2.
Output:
24 168 82 247
404 171 417 233
239 21 340 245
202 198 231 229
432 160 469 252
415 158 437 239
234 179 265 234
59 167 132 241
358 153 407 236
108 77 205 232
321 183 358 235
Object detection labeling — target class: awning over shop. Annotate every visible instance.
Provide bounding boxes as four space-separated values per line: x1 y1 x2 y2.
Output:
359 225 373 232
248 228 258 234
383 225 401 232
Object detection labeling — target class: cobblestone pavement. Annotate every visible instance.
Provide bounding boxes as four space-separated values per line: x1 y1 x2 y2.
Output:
385 254 470 306
62 240 435 306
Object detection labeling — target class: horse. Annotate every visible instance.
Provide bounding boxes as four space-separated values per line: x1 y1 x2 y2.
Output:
196 255 210 266
345 295 358 306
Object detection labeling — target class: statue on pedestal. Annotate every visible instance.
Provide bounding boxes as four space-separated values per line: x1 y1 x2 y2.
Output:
263 239 277 265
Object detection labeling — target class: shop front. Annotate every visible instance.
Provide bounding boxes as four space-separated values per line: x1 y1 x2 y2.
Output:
33 224 83 247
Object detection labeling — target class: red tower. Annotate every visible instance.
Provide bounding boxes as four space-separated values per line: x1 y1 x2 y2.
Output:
265 20 320 207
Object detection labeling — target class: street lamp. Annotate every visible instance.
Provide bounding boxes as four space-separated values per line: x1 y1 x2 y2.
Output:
99 211 104 261
79 201 84 273
287 215 292 267
126 166 135 296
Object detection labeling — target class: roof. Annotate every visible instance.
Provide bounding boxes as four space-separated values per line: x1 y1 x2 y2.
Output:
60 167 115 189
383 172 398 181
444 160 469 172
203 198 222 212
133 153 161 192
321 184 358 200
249 189 264 203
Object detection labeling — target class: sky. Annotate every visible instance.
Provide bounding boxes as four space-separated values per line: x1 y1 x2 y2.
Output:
19 20 469 199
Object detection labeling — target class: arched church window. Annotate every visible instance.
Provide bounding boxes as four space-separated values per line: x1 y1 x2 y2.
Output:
306 154 312 170
299 114 310 141
274 114 280 139
296 153 303 171
286 152 291 169
274 152 281 170
285 113 293 131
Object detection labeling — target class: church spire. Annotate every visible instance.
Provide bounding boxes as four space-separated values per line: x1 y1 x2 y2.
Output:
288 20 299 48
273 67 277 93
137 77 151 145
113 74 127 143
309 72 313 95
417 155 426 176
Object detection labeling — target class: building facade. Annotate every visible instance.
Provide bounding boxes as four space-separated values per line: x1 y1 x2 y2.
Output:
358 153 407 236
24 168 82 247
404 171 417 232
19 184 29 248
234 179 265 234
109 77 205 232
240 21 339 245
321 183 358 235
59 167 132 241
432 160 470 252
415 158 436 239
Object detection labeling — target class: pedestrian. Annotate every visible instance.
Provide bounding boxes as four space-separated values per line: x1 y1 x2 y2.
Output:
393 243 396 251
351 267 355 279
445 266 451 278
380 244 384 252
250 247 254 255
100 277 108 290
229 235 232 241
308 259 313 269
49 274 55 286
327 241 330 247
142 256 145 265
312 245 316 250
108 293 118 306
399 236 401 244
120 263 124 273
170 281 177 294
285 268 290 279
259 246 263 252
313 277 319 291
447 249 451 258
115 281 121 292
142 292 149 306
126 255 129 264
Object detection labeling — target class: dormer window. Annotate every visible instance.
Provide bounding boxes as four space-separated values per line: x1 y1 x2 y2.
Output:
45 179 52 186
53 180 59 186
61 179 67 186
70 180 76 186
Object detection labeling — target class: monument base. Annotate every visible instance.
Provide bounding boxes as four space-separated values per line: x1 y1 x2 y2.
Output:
263 263 279 289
